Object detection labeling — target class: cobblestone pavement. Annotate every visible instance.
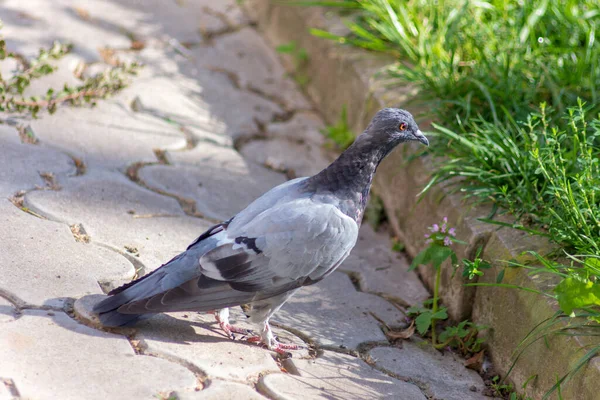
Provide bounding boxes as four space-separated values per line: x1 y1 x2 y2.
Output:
0 1 488 399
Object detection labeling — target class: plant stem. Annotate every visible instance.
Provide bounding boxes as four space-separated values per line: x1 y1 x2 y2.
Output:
431 266 442 347
9 88 109 108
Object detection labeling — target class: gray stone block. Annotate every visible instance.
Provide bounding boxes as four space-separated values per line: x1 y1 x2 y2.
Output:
240 138 329 178
258 350 427 400
29 101 185 171
0 0 130 61
139 144 286 221
0 310 196 400
369 342 487 400
134 310 282 382
25 170 211 270
0 201 133 307
339 225 430 307
190 27 310 111
265 111 327 145
177 381 267 400
274 272 406 349
0 126 75 197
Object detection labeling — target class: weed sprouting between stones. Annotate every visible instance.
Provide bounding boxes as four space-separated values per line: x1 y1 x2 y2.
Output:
0 20 140 118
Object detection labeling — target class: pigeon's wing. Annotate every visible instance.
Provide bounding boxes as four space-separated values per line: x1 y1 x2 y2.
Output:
99 197 358 317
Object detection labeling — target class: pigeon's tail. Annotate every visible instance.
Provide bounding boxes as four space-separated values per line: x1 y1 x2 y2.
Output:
93 266 169 327
96 309 146 327
94 289 153 327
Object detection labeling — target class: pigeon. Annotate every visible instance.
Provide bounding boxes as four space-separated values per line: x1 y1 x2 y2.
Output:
93 108 428 354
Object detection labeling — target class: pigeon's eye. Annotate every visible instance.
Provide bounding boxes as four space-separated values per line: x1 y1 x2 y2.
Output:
399 123 407 131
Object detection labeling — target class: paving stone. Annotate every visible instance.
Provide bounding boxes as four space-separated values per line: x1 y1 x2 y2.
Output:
0 297 16 323
129 48 283 143
177 381 266 400
265 111 327 145
73 294 109 329
76 292 306 371
240 138 329 177
0 0 131 61
339 225 430 307
0 201 133 307
139 143 286 221
124 71 231 145
0 310 197 400
258 350 427 400
25 170 212 270
113 0 249 44
181 67 284 140
133 310 282 382
29 100 186 171
369 341 487 400
239 112 331 178
0 126 75 197
274 272 406 349
191 27 310 111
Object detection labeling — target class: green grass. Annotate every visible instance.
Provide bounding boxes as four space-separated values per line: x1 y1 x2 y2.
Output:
308 0 600 125
428 101 600 257
320 105 355 149
305 0 600 263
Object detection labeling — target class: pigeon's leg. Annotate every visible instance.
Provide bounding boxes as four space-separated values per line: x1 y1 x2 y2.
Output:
212 308 252 339
246 321 303 356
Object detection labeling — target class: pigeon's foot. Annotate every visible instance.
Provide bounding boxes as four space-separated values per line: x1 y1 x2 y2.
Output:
246 322 305 356
212 308 252 339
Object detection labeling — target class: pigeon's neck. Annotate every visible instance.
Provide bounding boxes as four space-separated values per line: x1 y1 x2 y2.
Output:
304 133 395 219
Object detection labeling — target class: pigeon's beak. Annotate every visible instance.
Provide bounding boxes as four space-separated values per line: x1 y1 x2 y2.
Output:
414 130 429 146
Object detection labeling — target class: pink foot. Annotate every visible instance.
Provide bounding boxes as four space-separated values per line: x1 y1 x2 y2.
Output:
247 335 302 356
212 309 252 339
219 321 252 338
246 323 306 356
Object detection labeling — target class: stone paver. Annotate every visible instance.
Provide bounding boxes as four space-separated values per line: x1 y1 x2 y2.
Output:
29 100 186 171
258 351 427 400
0 126 75 197
180 67 284 140
188 27 310 112
0 310 197 400
370 341 487 400
240 137 329 178
275 272 407 350
0 0 490 398
177 381 267 400
264 111 327 145
0 201 133 308
139 144 286 221
134 311 281 382
340 224 430 306
25 170 211 270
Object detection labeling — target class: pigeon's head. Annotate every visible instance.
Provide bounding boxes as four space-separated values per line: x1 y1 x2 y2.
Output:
365 108 428 147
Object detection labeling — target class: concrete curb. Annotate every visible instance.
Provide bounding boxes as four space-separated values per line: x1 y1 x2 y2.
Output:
246 1 600 398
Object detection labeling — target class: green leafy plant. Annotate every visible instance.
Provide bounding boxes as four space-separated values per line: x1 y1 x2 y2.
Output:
0 20 140 117
489 375 534 400
275 40 310 87
407 299 448 339
409 217 465 346
438 320 486 354
462 248 492 280
320 105 355 149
